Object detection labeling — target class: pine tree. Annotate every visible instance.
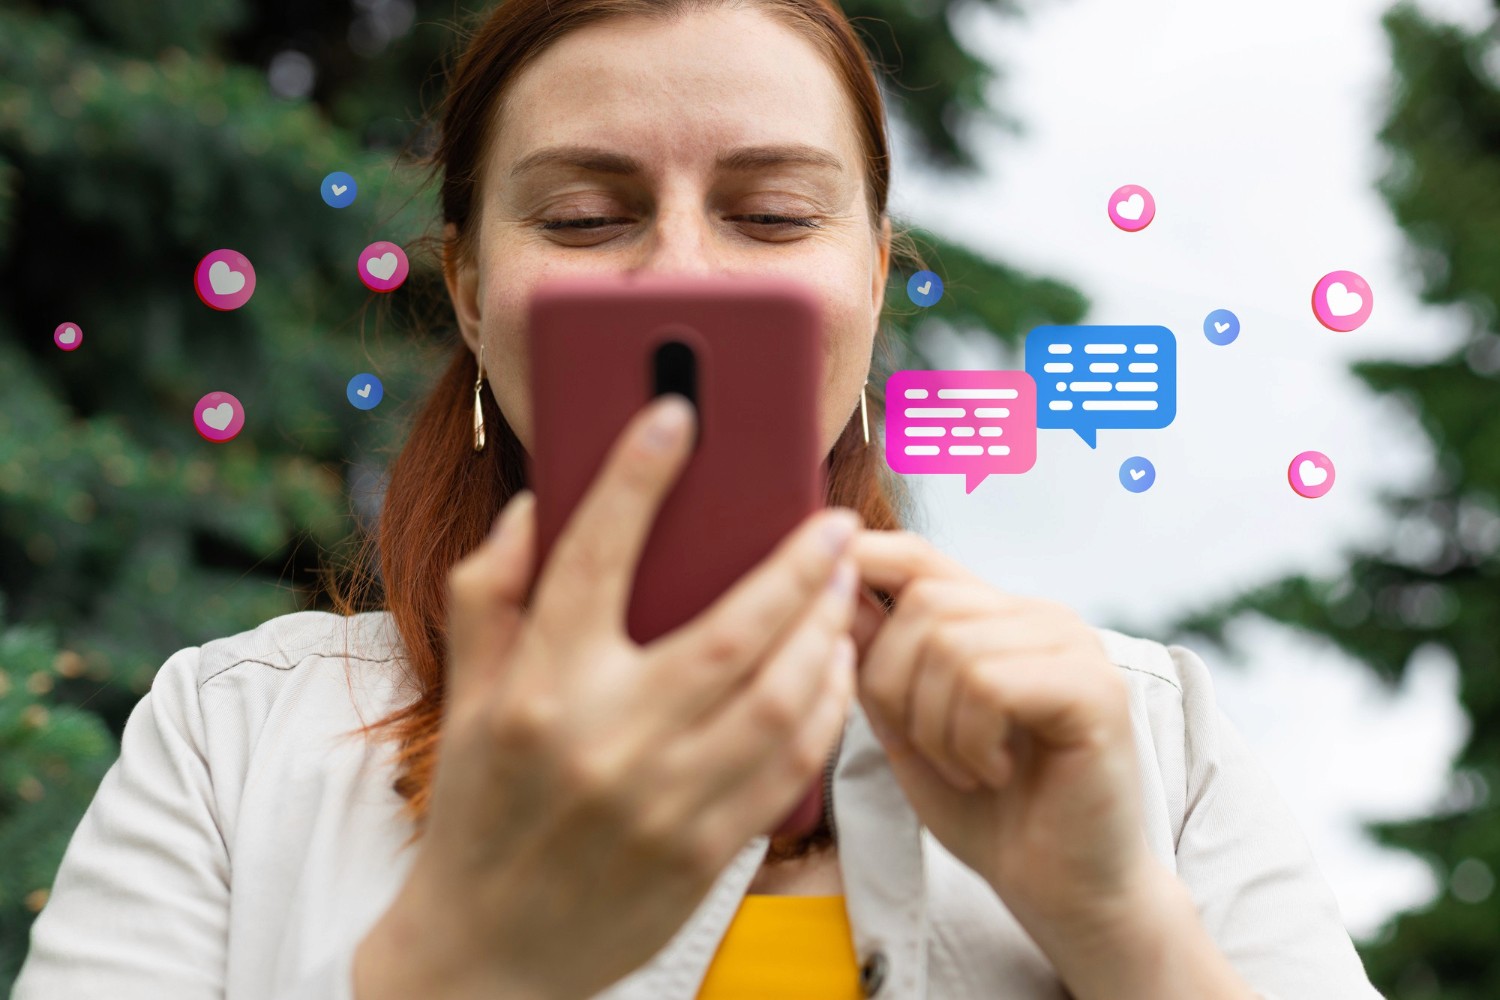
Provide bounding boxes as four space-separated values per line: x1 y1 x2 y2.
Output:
0 598 116 981
0 0 1084 987
1173 4 1500 996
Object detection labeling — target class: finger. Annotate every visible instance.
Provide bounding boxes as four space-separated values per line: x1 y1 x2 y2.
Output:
678 549 858 750
857 579 1010 747
531 394 696 645
928 617 1031 789
444 489 538 709
917 615 1072 785
847 529 990 597
695 632 856 865
964 649 1129 751
649 506 861 713
672 562 859 822
908 625 982 791
952 662 1013 790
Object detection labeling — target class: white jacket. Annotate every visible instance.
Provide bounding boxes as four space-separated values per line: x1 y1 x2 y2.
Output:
12 609 1386 999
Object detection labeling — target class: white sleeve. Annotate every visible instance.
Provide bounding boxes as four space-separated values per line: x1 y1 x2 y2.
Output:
9 646 358 1000
1168 643 1387 1000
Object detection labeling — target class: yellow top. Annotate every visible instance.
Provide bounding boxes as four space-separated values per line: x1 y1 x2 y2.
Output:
695 894 863 999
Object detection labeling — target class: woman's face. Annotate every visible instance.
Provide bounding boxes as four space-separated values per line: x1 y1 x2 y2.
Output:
444 5 892 456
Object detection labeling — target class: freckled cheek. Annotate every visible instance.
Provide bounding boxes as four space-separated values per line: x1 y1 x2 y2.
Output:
482 283 538 447
812 288 877 451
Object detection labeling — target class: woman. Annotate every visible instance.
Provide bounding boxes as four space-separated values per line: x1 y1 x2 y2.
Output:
13 0 1387 997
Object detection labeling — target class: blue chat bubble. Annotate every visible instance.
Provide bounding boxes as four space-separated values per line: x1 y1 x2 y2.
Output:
1024 325 1176 448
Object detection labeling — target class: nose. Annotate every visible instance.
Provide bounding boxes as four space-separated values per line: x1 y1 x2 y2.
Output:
629 193 723 277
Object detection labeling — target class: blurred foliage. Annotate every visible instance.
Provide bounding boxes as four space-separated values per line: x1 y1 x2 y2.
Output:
1168 3 1500 997
0 597 117 982
0 0 1084 988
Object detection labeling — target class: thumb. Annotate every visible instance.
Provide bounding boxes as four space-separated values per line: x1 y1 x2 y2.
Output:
445 489 538 707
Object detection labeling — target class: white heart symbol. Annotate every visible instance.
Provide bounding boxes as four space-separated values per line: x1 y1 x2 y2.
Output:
58 326 77 344
331 184 348 196
1298 460 1327 487
1214 321 1231 334
1116 194 1145 221
357 383 371 398
209 260 245 296
366 252 398 281
202 403 234 431
1326 282 1363 318
917 280 932 295
1129 468 1146 481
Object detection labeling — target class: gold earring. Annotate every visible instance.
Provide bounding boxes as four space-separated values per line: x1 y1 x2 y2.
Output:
473 344 487 453
860 379 871 447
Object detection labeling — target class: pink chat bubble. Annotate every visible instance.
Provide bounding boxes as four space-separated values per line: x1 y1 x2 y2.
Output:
884 370 1038 494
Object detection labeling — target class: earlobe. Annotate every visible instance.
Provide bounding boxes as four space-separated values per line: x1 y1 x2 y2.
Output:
443 223 483 353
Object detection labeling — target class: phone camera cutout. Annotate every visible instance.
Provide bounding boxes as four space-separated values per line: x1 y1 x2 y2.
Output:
652 339 698 446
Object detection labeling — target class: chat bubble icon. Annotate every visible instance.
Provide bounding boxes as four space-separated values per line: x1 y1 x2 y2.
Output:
884 369 1038 494
1024 325 1177 448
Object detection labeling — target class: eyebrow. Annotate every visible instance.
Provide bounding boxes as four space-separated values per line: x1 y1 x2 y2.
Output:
508 142 845 180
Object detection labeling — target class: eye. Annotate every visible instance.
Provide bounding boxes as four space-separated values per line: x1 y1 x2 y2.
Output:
539 217 629 231
736 214 822 229
537 215 823 231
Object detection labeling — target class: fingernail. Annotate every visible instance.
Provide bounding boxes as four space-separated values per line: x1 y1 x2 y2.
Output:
644 396 691 450
491 490 533 538
826 558 856 597
833 635 855 672
822 509 859 554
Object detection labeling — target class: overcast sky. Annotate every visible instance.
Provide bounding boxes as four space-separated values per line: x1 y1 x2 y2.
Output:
882 0 1493 939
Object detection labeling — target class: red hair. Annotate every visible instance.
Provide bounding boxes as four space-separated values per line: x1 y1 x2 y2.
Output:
331 0 929 846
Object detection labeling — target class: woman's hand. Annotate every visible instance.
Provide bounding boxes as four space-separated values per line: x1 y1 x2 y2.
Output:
847 530 1151 922
845 530 1262 1000
358 396 863 1000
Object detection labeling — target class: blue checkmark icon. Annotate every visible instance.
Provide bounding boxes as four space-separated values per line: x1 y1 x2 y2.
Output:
347 372 383 410
321 171 358 209
1119 456 1155 493
907 270 943 307
1203 308 1240 346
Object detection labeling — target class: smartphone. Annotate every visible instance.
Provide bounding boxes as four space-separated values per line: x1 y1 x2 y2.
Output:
527 272 830 840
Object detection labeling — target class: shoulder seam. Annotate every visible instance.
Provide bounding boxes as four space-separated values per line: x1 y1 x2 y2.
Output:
1116 661 1183 694
199 651 401 690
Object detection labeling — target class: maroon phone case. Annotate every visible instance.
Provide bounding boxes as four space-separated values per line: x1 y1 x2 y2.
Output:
526 273 831 841
527 272 827 641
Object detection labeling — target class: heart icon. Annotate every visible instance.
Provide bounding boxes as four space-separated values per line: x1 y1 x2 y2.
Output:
331 184 348 196
1116 194 1145 221
202 403 234 431
58 326 77 344
209 260 245 296
1129 468 1146 481
1214 321 1230 334
357 383 371 398
1326 282 1363 318
917 280 932 295
1298 460 1328 487
366 253 398 281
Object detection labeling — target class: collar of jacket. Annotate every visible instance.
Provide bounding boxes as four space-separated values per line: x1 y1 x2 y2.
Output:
592 696 930 999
